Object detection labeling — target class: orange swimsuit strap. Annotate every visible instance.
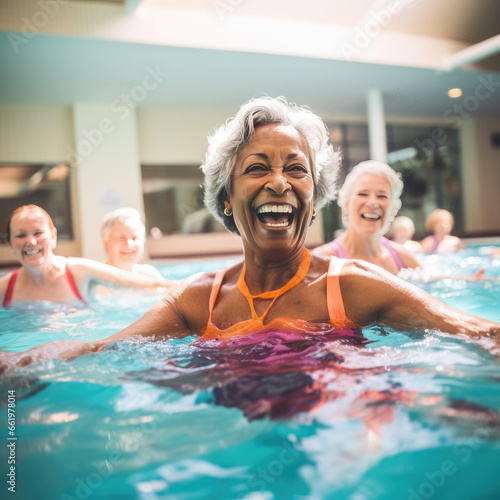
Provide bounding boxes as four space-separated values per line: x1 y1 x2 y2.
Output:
201 250 360 340
236 249 311 321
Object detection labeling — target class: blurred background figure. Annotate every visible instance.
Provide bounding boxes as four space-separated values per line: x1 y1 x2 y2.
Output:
313 161 420 275
386 216 424 254
420 209 466 254
101 208 162 279
488 247 500 258
1 205 173 307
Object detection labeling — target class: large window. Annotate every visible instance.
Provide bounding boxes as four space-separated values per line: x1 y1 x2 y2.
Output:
141 164 225 238
0 163 73 243
324 123 463 240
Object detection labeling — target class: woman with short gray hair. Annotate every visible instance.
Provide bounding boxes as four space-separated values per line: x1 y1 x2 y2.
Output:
202 96 341 235
313 160 420 274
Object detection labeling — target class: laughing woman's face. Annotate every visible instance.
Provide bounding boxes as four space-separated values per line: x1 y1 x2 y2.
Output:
9 208 57 267
344 174 395 235
225 123 315 257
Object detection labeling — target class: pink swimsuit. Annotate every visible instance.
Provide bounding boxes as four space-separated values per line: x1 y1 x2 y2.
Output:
327 236 405 271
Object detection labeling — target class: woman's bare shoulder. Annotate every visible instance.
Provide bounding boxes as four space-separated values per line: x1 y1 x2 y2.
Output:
164 262 243 306
338 258 408 292
338 258 421 326
0 271 14 298
311 241 337 257
162 263 243 331
339 257 387 278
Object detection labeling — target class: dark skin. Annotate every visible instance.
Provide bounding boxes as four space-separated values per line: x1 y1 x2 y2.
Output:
1 124 499 371
3 255 498 372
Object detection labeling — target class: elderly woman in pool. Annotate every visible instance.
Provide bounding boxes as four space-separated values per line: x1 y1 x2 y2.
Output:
0 205 176 307
1 97 498 369
101 207 162 279
420 208 466 254
313 161 421 275
386 216 424 254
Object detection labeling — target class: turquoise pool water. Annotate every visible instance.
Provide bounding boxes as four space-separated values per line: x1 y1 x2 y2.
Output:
0 248 499 500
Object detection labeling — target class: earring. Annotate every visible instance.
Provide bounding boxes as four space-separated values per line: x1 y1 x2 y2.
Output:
224 207 232 217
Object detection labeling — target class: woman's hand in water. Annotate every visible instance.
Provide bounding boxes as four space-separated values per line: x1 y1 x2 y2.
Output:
0 341 98 375
0 350 33 374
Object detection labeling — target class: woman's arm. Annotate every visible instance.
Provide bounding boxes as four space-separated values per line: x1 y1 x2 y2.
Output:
420 235 436 254
0 298 189 373
341 260 500 339
0 273 211 373
68 257 178 295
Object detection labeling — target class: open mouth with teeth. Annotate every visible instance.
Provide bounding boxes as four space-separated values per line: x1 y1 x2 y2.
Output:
361 213 381 221
24 248 41 256
257 204 295 228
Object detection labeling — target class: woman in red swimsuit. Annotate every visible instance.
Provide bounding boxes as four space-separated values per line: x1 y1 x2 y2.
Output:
1 97 499 370
313 161 421 275
0 205 176 307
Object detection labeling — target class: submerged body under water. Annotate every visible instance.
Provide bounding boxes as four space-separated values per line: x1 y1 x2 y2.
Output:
1 248 500 500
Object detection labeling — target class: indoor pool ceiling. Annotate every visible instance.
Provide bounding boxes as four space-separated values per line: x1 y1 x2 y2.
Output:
0 0 499 118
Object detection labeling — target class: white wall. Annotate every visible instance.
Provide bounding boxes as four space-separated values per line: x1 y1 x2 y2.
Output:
0 105 80 262
0 105 73 162
72 102 144 261
137 108 232 165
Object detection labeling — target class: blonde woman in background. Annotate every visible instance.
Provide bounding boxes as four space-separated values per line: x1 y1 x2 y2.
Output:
420 209 466 254
386 215 424 255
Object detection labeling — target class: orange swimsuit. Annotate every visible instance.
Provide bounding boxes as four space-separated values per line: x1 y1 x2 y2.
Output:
201 249 359 340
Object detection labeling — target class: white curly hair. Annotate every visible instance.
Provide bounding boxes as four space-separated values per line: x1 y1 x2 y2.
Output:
201 96 341 235
337 160 404 231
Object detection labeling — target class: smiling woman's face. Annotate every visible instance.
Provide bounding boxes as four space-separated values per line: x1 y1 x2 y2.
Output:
103 218 145 270
9 208 56 267
226 123 315 256
345 174 395 235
